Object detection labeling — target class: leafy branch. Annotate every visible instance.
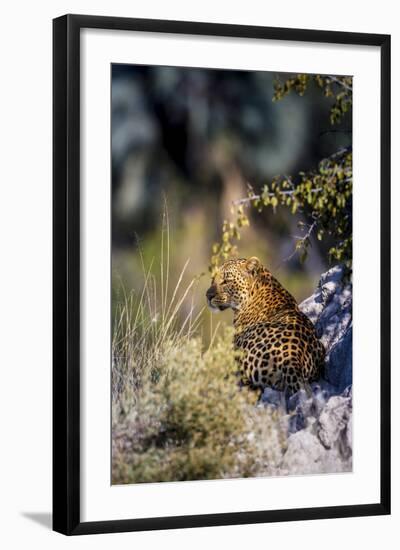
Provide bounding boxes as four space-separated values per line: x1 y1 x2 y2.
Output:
273 73 353 124
280 217 319 266
210 73 353 277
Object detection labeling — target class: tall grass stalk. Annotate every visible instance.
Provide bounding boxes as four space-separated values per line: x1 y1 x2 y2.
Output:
112 216 204 401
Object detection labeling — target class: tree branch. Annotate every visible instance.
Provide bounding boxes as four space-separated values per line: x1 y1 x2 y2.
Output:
233 188 322 207
278 219 319 267
326 75 353 92
234 147 352 206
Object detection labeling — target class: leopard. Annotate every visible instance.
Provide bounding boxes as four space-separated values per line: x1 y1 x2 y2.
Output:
206 256 325 395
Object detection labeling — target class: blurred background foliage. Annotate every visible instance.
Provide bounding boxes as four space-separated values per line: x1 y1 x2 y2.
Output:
112 64 352 345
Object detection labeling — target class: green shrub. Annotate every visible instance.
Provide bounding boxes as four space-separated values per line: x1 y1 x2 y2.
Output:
112 328 287 484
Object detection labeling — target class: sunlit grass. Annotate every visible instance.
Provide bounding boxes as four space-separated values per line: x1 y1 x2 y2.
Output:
112 210 205 401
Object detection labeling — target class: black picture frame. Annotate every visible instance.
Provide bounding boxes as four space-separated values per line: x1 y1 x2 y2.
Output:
53 14 391 536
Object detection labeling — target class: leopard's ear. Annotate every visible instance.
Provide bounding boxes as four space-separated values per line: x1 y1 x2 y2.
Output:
245 256 261 276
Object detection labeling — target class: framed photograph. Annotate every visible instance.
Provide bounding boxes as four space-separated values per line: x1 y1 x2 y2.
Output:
53 14 390 535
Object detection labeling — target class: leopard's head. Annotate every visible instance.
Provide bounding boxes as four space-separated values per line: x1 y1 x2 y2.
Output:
206 257 261 312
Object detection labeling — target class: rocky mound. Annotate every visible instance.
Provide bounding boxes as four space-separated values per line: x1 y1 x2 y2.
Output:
261 265 353 475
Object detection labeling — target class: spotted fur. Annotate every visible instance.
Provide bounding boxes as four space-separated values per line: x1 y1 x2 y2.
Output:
206 257 325 394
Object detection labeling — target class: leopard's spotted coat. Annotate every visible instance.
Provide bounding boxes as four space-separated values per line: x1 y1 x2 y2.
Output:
206 257 325 394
